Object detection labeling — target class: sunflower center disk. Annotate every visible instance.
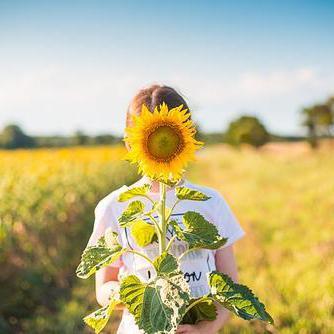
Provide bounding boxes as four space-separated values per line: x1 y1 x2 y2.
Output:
147 125 182 161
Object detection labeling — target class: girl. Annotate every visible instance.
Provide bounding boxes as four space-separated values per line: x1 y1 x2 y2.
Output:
87 85 245 334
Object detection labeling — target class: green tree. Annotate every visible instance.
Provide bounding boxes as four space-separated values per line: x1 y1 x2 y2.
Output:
72 130 90 146
0 124 35 149
326 96 334 135
94 134 120 145
224 115 269 148
302 107 318 148
302 102 333 148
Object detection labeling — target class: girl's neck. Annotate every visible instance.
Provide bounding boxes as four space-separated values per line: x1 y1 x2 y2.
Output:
150 179 160 193
139 175 186 193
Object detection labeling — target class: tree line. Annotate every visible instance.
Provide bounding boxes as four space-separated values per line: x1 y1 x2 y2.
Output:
1 94 333 149
302 96 334 148
0 125 122 149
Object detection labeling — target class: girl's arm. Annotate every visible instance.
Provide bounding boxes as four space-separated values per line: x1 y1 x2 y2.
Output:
177 245 238 334
96 246 238 332
96 266 124 309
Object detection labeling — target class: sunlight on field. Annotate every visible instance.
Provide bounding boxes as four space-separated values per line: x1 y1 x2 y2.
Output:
0 146 138 333
188 143 334 334
1 143 333 333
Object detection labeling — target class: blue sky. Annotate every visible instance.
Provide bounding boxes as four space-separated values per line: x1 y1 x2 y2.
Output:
0 1 333 136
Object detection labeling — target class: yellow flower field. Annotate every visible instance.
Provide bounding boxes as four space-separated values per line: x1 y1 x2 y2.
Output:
189 143 334 334
0 146 138 333
1 143 333 333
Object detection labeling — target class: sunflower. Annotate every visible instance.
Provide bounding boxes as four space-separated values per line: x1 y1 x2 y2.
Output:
124 102 203 182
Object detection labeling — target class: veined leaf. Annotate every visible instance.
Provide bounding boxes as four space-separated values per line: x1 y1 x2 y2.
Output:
170 211 227 250
118 184 151 202
119 275 145 320
155 177 180 187
130 220 157 247
153 252 178 276
181 298 217 325
84 290 120 333
120 272 191 334
76 236 125 279
175 187 211 201
208 271 274 324
118 200 144 227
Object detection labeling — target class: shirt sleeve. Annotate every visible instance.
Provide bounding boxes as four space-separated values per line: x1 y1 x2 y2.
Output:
212 192 245 249
86 199 123 268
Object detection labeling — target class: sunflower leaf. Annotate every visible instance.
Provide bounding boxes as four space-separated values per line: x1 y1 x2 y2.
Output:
118 184 151 202
120 272 191 334
170 211 227 250
155 177 180 187
208 271 274 324
76 236 125 279
119 275 145 324
130 220 157 247
83 291 120 333
181 298 217 325
153 252 178 276
175 187 211 201
118 200 145 227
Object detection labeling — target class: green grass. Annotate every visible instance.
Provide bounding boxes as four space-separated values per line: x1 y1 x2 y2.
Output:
187 144 334 333
1 143 333 333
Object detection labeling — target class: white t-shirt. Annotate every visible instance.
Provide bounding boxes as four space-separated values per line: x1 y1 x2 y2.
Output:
87 176 245 334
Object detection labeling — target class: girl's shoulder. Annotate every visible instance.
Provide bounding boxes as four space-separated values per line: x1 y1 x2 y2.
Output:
185 180 245 247
183 179 226 204
94 177 155 218
95 180 227 216
94 184 128 216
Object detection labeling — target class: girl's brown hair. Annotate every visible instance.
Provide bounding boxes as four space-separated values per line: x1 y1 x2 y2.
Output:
126 85 190 127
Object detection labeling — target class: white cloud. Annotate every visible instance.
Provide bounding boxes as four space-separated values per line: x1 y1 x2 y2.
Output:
170 67 334 135
177 67 332 106
237 68 317 97
0 64 333 135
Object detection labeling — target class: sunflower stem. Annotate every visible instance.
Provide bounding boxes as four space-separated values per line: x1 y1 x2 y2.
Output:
126 249 156 268
158 181 167 255
178 247 201 262
165 234 177 253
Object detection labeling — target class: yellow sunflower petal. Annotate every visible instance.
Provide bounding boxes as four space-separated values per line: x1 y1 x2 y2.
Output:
124 103 202 181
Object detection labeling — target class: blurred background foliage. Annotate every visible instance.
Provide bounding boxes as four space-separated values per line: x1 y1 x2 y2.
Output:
0 147 138 333
1 142 333 333
1 94 333 151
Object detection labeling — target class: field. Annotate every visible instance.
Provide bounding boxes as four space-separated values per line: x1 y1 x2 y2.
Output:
1 143 333 333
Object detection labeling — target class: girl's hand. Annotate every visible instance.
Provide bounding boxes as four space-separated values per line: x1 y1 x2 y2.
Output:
176 321 217 334
176 303 230 334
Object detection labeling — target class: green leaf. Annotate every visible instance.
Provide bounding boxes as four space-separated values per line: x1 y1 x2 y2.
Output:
84 291 119 333
118 184 151 202
120 272 191 334
153 252 178 276
175 187 211 201
76 236 125 279
170 211 227 250
208 271 274 324
155 177 180 187
118 200 144 227
181 298 217 325
130 220 157 247
119 275 145 320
